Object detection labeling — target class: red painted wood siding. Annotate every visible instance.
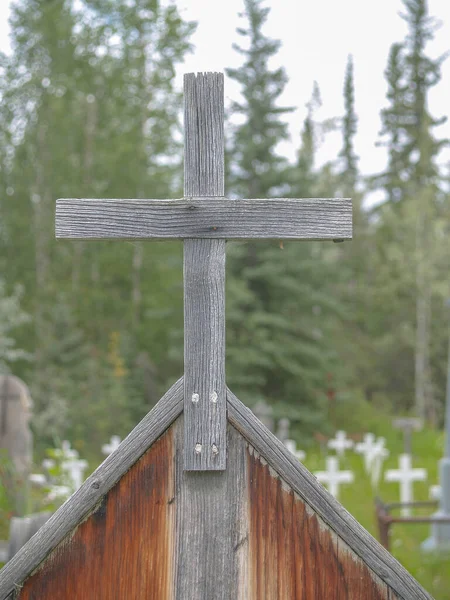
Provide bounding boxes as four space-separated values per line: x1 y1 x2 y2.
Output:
19 429 174 600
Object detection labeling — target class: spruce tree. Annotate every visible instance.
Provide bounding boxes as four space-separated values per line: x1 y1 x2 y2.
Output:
1 0 195 453
373 43 409 203
226 0 342 431
226 0 293 197
371 0 448 420
338 55 358 194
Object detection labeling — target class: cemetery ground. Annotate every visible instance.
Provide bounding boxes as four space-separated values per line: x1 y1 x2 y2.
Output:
296 396 450 600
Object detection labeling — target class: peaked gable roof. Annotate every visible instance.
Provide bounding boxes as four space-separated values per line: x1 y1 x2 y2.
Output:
0 379 431 600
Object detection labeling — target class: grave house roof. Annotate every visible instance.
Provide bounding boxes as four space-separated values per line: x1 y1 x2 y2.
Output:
0 378 431 599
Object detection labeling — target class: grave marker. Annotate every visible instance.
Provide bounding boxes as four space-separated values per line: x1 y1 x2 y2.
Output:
385 453 427 516
355 433 377 472
392 417 423 454
56 72 351 471
328 430 354 457
314 456 354 499
284 439 305 461
63 457 88 490
102 435 122 456
368 437 389 488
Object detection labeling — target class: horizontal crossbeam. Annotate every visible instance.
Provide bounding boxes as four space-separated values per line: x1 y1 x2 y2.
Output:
56 197 352 241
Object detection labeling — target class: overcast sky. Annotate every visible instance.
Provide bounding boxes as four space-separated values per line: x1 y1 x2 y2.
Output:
0 0 449 181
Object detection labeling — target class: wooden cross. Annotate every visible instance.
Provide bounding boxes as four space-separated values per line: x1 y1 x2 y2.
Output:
56 72 352 472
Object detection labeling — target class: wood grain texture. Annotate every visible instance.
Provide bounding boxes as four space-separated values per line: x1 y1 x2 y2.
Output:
227 388 432 600
336 536 389 600
55 197 352 241
246 447 390 599
184 73 224 198
17 426 175 600
183 72 226 470
0 378 184 600
184 239 226 470
174 417 248 599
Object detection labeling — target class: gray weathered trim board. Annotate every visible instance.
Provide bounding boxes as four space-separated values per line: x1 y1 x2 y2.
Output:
0 378 184 600
183 72 227 470
55 197 352 241
226 388 432 600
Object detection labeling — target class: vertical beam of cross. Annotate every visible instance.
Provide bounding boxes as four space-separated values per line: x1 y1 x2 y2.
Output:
183 73 226 470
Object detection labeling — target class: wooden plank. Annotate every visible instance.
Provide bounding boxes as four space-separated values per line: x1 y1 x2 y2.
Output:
183 72 226 470
227 388 432 600
55 197 352 241
173 417 249 599
0 378 184 600
183 239 226 470
183 73 224 198
17 427 175 599
337 536 389 599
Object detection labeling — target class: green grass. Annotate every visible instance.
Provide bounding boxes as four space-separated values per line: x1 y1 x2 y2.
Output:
297 397 450 600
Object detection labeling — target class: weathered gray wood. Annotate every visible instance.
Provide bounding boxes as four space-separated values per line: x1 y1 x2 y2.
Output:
226 388 432 600
55 197 352 241
7 513 51 561
184 73 224 198
184 239 226 470
183 72 226 470
174 416 248 598
0 378 184 600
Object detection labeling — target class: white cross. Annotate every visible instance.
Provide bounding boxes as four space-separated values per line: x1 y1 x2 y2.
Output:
385 453 427 516
314 456 354 499
367 437 389 488
46 485 72 502
43 440 79 471
354 433 377 472
60 440 78 460
102 435 122 456
284 439 305 462
327 431 354 457
62 457 88 490
29 474 47 487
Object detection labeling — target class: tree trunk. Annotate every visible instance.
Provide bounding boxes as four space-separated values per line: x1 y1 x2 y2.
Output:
415 195 433 422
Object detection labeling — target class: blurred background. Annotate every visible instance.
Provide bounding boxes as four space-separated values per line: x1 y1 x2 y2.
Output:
0 0 449 592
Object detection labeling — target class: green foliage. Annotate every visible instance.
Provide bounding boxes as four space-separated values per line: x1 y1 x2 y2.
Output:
0 0 448 477
224 0 347 427
226 0 293 197
0 281 30 373
0 451 20 537
338 55 358 193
